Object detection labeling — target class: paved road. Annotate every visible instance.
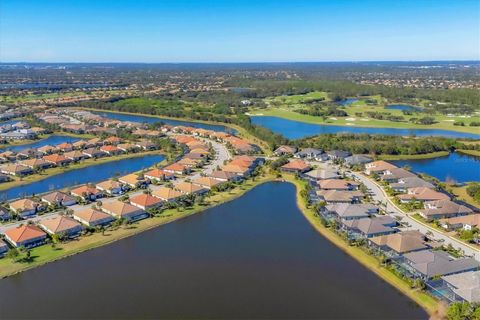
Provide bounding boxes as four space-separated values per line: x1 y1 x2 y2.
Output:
347 169 480 260
0 138 232 233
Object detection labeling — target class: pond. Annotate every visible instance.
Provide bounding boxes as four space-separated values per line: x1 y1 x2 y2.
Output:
392 152 480 183
337 98 359 106
0 135 81 153
386 104 422 112
250 116 480 140
94 111 235 133
0 154 165 201
0 182 427 319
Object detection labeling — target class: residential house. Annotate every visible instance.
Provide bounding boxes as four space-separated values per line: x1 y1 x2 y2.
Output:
19 158 51 170
39 216 84 238
221 164 250 177
43 154 72 166
381 167 417 183
100 145 123 156
303 168 340 181
3 225 47 248
318 179 359 191
209 170 242 182
70 185 104 201
280 160 311 174
144 168 175 182
441 271 480 303
397 187 450 204
175 182 208 195
56 142 74 152
316 190 363 204
152 187 184 202
0 239 8 256
390 177 435 193
294 148 323 160
0 206 11 221
163 163 190 175
420 200 473 221
192 176 223 189
273 145 297 156
343 216 397 239
177 157 201 168
101 200 148 222
323 203 379 221
327 150 352 160
369 230 429 258
96 179 125 195
72 140 88 149
37 144 57 155
129 194 163 210
41 191 77 207
1 163 33 176
439 214 480 231
118 173 148 189
82 148 107 159
344 154 373 167
117 143 139 153
365 160 398 175
73 208 115 227
135 140 156 151
9 199 43 218
0 173 10 183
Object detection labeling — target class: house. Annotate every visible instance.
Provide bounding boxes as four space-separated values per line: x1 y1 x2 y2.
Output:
72 140 88 149
100 145 123 156
273 145 297 156
439 214 480 231
104 136 122 145
192 176 223 189
0 239 8 256
16 148 40 159
1 163 33 176
70 185 104 201
73 208 115 227
323 203 379 221
0 150 17 162
96 179 125 195
343 216 397 238
118 173 148 189
63 150 88 162
101 200 148 222
19 158 51 170
441 271 480 303
41 191 77 207
304 168 341 181
144 168 175 182
318 179 360 191
37 144 58 155
381 167 417 183
129 193 163 210
397 187 450 203
43 154 72 166
221 164 251 177
9 199 43 218
294 148 323 160
177 157 201 168
390 177 435 193
56 142 74 152
3 224 47 248
135 140 156 150
209 170 242 182
0 206 12 221
0 173 10 183
152 187 184 202
163 163 189 175
82 148 107 159
344 154 373 167
316 190 363 204
420 200 473 221
175 182 208 195
402 250 480 280
39 216 84 238
117 143 139 153
327 150 352 160
365 160 398 175
369 230 429 258
279 160 311 174
86 137 102 146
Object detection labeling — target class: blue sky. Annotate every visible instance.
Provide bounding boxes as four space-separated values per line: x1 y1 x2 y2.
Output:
1 0 478 62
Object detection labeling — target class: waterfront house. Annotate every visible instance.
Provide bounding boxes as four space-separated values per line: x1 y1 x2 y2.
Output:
280 160 311 174
96 179 125 195
304 168 340 181
0 150 17 162
129 193 162 210
365 160 398 175
70 185 104 201
9 199 44 219
19 158 52 170
397 187 450 204
390 177 435 193
273 145 297 156
118 173 148 189
63 150 88 162
144 168 175 182
1 163 33 176
39 216 84 238
117 143 139 153
381 168 417 183
0 206 12 221
101 200 148 222
56 142 74 152
152 187 183 202
439 214 480 231
192 176 223 189
342 216 397 239
3 224 47 248
369 230 429 258
0 239 8 256
163 163 190 175
41 191 77 207
318 179 359 191
37 144 58 155
104 136 122 145
86 137 102 147
344 154 372 167
208 170 242 182
316 190 363 204
441 271 480 303
72 140 88 149
135 140 156 150
16 148 40 159
175 182 208 195
294 148 323 160
323 203 379 221
220 164 250 177
82 148 107 159
420 200 473 221
100 145 123 156
43 154 72 166
401 250 480 280
0 173 10 183
73 208 115 227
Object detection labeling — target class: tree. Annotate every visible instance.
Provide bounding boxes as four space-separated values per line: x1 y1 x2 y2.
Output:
447 302 473 320
5 248 19 261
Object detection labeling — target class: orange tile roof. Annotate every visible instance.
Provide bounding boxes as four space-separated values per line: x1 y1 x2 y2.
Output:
130 194 162 207
40 216 82 234
152 187 183 201
4 225 46 243
281 160 310 171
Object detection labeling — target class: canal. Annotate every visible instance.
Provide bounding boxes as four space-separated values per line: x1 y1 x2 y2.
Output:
0 154 165 200
250 116 480 140
0 135 81 152
0 182 427 319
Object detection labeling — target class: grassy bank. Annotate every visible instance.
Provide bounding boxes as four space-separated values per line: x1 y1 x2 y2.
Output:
457 149 480 157
378 151 450 161
0 173 276 279
0 150 166 193
448 184 479 208
282 174 438 315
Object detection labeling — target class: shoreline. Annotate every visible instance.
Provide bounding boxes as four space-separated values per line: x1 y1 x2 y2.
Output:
377 151 450 160
282 174 438 315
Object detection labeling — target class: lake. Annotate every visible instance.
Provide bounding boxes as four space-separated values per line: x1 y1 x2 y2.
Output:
0 154 165 200
94 111 235 133
0 182 427 319
337 98 359 106
392 152 480 183
0 135 81 152
250 116 480 140
386 104 422 112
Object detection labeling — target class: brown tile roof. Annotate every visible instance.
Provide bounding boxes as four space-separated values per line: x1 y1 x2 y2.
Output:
280 160 311 171
10 199 40 211
192 176 223 188
318 179 359 190
370 230 428 254
398 187 450 202
73 208 113 224
152 187 183 201
101 200 144 218
439 214 480 228
40 216 83 234
175 182 207 194
43 154 71 164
